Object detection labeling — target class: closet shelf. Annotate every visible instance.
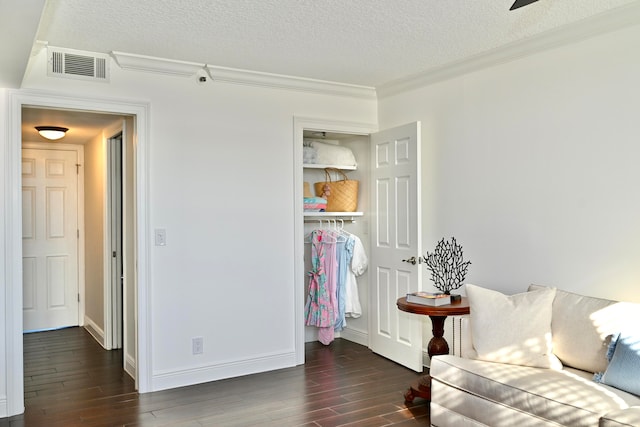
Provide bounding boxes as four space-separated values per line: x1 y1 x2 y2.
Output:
304 212 363 222
304 212 363 217
303 163 357 171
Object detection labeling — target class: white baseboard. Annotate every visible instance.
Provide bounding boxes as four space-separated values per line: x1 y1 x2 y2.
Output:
0 396 7 418
304 325 319 343
151 350 297 392
423 349 431 368
304 326 368 347
124 353 136 380
340 326 368 347
83 316 106 348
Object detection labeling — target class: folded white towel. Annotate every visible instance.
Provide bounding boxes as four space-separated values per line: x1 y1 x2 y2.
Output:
311 141 357 167
303 146 317 164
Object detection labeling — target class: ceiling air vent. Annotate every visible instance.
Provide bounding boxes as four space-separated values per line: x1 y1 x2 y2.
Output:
47 47 110 82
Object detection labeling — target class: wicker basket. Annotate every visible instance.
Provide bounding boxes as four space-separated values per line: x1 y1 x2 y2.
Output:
303 182 313 198
313 168 359 212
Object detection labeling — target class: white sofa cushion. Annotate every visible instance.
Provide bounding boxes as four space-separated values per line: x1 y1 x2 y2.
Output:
466 284 561 369
431 355 640 427
529 285 640 374
600 407 640 427
431 385 561 427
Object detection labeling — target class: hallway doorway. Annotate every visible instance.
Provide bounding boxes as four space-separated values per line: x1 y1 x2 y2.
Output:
21 107 135 373
4 90 152 417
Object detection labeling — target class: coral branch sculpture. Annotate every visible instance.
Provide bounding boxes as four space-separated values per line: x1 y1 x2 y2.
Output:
421 237 471 294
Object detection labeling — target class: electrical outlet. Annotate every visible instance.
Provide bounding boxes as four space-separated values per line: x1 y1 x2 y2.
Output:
192 337 203 355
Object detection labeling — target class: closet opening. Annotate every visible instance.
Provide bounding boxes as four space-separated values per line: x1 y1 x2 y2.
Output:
299 127 372 353
295 118 428 373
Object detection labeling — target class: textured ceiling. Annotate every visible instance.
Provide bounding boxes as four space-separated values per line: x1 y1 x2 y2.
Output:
35 0 639 87
7 0 640 142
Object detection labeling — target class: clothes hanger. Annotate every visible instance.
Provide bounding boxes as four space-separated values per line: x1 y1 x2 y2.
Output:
304 220 324 243
328 219 350 242
336 218 355 240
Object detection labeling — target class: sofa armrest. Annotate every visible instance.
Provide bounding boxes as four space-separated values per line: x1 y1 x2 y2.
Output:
600 407 640 427
459 316 478 359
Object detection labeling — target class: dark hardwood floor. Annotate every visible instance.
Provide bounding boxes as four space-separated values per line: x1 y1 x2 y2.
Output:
2 327 429 426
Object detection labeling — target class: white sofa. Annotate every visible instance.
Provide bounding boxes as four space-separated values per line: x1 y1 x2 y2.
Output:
430 285 640 427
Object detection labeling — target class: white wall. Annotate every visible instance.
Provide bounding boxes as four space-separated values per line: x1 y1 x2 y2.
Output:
84 132 106 338
0 46 376 401
379 24 640 302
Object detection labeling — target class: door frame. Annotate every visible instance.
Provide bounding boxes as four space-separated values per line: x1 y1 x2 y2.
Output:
293 116 377 365
103 121 136 379
4 89 152 416
21 142 86 331
106 131 123 351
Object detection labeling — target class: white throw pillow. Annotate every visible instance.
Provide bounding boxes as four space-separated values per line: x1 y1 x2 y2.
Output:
466 284 562 369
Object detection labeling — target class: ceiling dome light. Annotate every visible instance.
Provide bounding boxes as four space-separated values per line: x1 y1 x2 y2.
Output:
35 126 68 140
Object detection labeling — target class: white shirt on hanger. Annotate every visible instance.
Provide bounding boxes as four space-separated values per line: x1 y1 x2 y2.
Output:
345 235 367 318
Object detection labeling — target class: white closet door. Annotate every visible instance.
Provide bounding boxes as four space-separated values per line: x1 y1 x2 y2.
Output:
22 148 79 331
369 122 423 371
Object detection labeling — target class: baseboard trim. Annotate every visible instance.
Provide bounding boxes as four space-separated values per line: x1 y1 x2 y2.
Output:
151 350 297 392
0 396 7 418
83 317 106 348
340 326 368 347
423 349 431 368
124 353 136 380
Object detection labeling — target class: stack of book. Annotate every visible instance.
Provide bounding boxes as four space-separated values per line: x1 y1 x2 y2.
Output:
406 291 451 306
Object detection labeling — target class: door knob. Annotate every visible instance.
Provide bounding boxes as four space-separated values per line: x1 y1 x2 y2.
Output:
402 256 417 265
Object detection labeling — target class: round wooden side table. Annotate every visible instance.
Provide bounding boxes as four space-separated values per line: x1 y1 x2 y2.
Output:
396 296 470 402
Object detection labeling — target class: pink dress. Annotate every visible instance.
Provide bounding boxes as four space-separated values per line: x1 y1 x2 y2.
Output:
305 231 332 327
304 230 338 345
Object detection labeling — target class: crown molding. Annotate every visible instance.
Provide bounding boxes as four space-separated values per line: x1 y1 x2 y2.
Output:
109 50 375 99
377 2 640 98
111 51 205 77
205 65 376 99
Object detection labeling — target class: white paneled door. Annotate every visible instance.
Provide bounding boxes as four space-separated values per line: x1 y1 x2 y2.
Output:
369 122 423 371
22 148 79 332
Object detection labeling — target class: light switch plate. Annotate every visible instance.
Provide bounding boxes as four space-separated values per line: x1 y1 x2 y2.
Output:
155 228 167 246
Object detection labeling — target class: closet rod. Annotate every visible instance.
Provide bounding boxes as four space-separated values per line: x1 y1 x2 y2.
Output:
304 217 357 223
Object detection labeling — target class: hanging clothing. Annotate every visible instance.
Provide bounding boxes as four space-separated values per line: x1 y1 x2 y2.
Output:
304 231 333 328
318 231 338 345
345 234 367 318
305 227 366 345
333 236 354 332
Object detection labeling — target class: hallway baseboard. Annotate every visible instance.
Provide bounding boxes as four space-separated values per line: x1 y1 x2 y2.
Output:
150 349 298 392
83 316 105 348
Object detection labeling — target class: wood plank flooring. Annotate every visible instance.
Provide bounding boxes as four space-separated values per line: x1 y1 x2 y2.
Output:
2 327 430 426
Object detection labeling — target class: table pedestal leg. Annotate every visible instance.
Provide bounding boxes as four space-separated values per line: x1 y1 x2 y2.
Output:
404 315 448 403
